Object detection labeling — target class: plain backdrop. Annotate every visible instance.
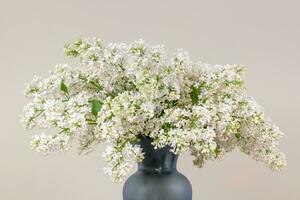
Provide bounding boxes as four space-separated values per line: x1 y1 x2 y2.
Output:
0 0 299 199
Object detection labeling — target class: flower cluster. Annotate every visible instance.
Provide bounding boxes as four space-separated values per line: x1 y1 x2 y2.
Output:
21 37 286 182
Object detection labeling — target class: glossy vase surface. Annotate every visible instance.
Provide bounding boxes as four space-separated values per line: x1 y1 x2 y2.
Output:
123 137 192 200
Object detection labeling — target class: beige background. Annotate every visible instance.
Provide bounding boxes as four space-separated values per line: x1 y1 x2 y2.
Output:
0 0 299 199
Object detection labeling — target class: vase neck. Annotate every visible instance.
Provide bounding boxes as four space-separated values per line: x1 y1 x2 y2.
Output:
137 137 178 174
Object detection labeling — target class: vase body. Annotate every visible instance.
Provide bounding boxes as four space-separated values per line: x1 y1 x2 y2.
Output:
123 137 192 200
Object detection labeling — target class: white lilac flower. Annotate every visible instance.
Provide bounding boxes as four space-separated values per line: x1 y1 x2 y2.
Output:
21 37 286 182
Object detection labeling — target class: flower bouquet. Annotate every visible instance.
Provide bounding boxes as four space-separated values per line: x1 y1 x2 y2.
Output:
21 38 286 186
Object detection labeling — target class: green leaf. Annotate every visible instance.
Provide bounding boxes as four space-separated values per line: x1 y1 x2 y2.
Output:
162 123 174 133
65 49 79 57
214 145 221 158
190 115 199 128
60 80 69 95
165 99 178 108
190 85 201 104
91 99 103 117
235 133 241 141
130 136 141 143
190 82 207 104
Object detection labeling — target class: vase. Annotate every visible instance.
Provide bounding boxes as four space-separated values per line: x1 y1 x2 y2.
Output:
123 137 192 200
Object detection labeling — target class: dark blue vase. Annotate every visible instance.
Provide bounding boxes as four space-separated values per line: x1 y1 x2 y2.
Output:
123 137 193 200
